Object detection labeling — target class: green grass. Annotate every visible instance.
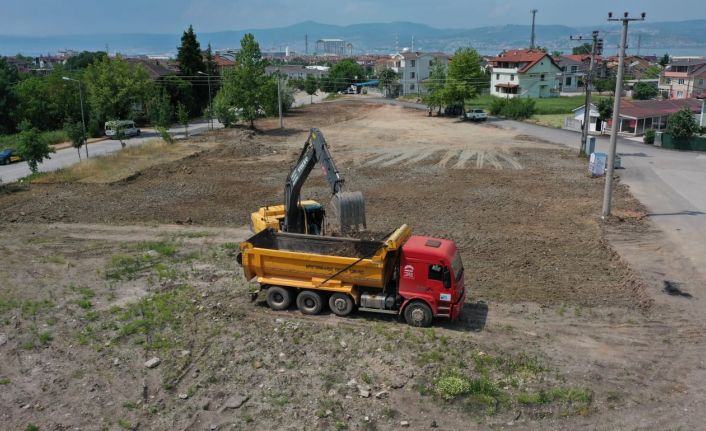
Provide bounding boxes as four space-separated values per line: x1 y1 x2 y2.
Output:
24 425 40 431
105 254 149 281
526 114 567 129
0 377 10 385
466 94 607 115
136 241 178 257
117 419 132 430
0 296 54 318
517 388 592 406
0 130 69 150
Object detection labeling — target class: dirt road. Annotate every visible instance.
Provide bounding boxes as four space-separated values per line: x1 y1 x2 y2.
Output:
1 100 704 430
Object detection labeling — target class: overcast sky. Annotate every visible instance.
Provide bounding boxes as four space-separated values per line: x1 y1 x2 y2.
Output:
1 0 704 35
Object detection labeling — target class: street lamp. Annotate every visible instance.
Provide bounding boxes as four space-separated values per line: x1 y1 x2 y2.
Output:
197 71 213 130
62 76 88 158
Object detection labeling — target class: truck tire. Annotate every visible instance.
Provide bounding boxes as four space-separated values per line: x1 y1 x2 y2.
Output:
329 293 354 317
404 301 433 327
266 286 292 311
296 290 324 315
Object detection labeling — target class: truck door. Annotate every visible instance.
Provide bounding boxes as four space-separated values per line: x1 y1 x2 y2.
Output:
427 263 453 303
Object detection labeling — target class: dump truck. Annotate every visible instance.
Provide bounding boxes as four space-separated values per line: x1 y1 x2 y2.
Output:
237 224 465 327
250 128 366 235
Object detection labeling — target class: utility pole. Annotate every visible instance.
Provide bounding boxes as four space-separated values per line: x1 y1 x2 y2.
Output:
62 76 88 159
277 70 283 129
602 12 645 219
197 71 213 130
571 31 603 156
530 9 538 49
305 33 308 55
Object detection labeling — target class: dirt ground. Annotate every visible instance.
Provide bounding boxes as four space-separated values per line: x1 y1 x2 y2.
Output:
1 100 705 430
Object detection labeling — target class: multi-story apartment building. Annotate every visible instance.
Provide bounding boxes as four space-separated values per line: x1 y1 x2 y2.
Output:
488 49 561 98
658 58 706 99
389 51 450 95
315 39 353 56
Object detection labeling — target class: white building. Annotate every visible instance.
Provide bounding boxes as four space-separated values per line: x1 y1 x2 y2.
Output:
390 51 450 96
488 49 561 98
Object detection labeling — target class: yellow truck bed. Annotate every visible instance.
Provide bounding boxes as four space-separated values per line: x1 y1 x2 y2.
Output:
239 225 412 295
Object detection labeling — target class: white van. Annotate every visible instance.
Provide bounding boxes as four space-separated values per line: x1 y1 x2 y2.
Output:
105 120 141 139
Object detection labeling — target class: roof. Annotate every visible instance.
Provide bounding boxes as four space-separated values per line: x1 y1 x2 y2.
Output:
669 58 706 67
403 235 457 260
397 51 449 60
213 55 234 67
495 83 519 88
561 54 592 63
618 98 703 119
126 59 174 80
489 49 559 73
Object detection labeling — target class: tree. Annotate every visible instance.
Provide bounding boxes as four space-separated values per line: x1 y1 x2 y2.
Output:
14 66 81 132
572 43 592 55
304 75 318 103
177 25 206 113
0 58 20 134
378 68 399 98
106 120 128 149
17 120 54 173
204 43 218 76
261 76 294 116
65 51 107 71
597 97 613 124
594 78 616 95
325 59 364 93
177 102 189 138
84 56 153 125
643 64 662 79
212 85 237 128
633 82 658 100
232 33 267 128
146 88 172 128
443 48 485 117
659 53 670 67
63 120 85 160
666 107 698 140
422 60 447 115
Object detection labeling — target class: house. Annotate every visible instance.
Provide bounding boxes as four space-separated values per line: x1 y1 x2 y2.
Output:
603 98 703 136
658 58 706 99
125 58 176 80
264 65 327 80
554 54 608 94
389 51 450 96
564 103 603 133
604 55 655 80
488 49 562 98
213 54 235 70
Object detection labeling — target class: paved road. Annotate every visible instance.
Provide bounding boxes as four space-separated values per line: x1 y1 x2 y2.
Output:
364 97 706 282
293 91 328 107
0 119 222 184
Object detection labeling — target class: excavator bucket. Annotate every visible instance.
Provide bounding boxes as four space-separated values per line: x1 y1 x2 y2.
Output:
331 191 366 233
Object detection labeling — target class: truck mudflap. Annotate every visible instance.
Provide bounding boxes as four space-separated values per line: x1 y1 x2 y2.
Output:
449 287 466 321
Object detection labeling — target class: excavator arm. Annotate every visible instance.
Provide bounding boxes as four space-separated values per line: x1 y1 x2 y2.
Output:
282 128 366 234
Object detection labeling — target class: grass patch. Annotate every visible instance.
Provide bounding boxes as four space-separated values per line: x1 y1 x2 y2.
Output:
136 241 178 257
44 255 66 265
30 139 205 184
0 296 54 318
466 94 607 115
117 419 132 430
105 254 149 281
526 114 567 129
222 242 239 250
517 388 592 406
0 129 68 150
113 284 194 350
0 377 10 385
324 93 343 101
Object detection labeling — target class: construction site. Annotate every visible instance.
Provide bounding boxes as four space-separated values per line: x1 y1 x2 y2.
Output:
1 99 705 430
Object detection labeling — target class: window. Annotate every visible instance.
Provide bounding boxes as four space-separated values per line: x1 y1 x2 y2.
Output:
666 78 671 84
678 79 685 85
566 76 572 86
496 73 500 80
429 60 433 67
700 79 704 86
410 60 416 67
410 71 415 79
541 74 545 81
571 65 578 73
428 264 444 281
677 90 684 98
510 74 515 81
410 83 415 90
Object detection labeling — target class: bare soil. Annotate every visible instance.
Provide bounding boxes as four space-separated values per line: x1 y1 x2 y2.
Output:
1 100 704 430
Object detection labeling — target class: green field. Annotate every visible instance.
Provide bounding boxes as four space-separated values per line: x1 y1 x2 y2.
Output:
0 130 69 150
466 94 605 115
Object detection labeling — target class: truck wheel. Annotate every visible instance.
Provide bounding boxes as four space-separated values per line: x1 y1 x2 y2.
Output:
297 290 323 315
266 286 292 311
329 293 354 317
404 301 433 327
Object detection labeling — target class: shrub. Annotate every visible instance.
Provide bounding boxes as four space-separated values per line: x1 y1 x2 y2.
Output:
666 107 698 140
489 97 536 120
489 98 507 116
156 127 174 144
643 129 655 145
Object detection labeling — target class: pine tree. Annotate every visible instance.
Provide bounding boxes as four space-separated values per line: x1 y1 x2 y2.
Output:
177 25 205 77
204 43 218 76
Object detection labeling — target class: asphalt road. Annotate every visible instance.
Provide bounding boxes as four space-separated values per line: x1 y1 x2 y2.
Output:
0 119 221 184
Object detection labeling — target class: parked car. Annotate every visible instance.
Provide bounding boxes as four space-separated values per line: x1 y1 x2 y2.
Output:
0 148 23 165
105 120 140 139
463 109 488 122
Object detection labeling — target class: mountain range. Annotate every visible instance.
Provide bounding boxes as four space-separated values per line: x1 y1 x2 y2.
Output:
2 20 705 57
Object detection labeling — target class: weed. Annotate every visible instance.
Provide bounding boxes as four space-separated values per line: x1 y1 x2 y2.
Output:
417 350 444 365
84 310 99 322
38 331 53 346
243 415 254 423
517 388 592 406
25 425 39 431
557 304 566 316
77 298 92 309
222 242 239 250
105 254 146 280
0 377 10 385
179 231 212 238
123 402 138 411
382 407 399 419
117 419 132 430
137 241 178 257
334 420 348 430
361 372 372 385
45 255 66 265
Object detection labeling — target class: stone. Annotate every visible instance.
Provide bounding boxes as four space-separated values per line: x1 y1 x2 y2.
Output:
346 379 357 388
400 420 410 427
180 350 191 357
430 420 438 428
253 361 262 369
279 352 286 360
178 393 189 399
221 394 249 411
0 333 7 346
144 357 161 368
324 409 332 417
374 390 389 399
340 340 347 348
358 388 370 398
146 250 160 258
112 358 120 366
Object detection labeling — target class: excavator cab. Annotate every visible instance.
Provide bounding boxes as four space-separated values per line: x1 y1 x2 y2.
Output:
249 128 366 235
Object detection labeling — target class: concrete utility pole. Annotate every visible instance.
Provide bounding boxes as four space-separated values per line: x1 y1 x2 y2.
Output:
602 12 645 219
530 9 538 49
277 70 283 129
570 31 602 156
62 76 88 159
197 71 213 130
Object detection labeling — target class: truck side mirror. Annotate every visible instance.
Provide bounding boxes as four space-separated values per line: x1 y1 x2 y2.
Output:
443 267 451 289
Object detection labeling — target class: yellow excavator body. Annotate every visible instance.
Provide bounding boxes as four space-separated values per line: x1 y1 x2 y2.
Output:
250 200 322 234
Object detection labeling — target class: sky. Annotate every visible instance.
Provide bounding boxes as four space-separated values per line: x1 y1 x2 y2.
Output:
0 0 704 35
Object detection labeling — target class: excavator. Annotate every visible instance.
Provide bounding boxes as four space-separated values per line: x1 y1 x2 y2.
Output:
250 128 366 235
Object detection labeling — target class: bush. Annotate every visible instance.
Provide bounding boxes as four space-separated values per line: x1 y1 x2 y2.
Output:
643 129 655 145
156 127 174 144
666 107 698 140
489 97 536 120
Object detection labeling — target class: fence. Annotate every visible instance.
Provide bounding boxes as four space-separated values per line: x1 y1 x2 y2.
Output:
660 133 706 151
563 117 582 132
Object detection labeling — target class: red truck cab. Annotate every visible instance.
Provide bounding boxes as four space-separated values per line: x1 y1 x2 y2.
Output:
398 236 466 326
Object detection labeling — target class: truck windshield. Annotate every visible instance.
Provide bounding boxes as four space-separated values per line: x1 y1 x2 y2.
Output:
451 252 464 282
